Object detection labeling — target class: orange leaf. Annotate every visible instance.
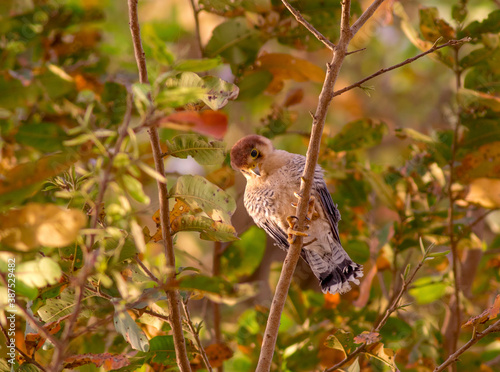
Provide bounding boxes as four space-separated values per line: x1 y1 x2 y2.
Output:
462 295 500 328
158 111 228 139
63 353 130 371
204 343 234 368
206 166 235 190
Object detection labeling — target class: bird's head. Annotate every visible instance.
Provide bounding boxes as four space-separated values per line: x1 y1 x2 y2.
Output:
230 135 274 178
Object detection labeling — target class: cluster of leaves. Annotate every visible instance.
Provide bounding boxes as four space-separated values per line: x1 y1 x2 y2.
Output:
0 0 499 371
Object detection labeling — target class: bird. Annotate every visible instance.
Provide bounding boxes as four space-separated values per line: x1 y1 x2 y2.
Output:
230 134 363 295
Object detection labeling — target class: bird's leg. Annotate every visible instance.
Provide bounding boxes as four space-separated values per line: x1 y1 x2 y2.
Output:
286 216 308 244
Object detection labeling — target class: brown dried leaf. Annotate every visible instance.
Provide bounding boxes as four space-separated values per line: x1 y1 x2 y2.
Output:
204 343 234 368
462 295 500 328
354 331 381 345
63 353 130 371
456 142 500 182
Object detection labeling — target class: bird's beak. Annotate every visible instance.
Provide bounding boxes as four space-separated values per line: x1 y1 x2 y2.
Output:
250 164 261 177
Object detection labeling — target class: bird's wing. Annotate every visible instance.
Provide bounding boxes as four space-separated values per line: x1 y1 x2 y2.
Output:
315 177 342 245
260 219 289 250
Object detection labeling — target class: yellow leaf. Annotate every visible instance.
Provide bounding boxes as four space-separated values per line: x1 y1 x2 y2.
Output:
465 178 500 209
255 53 325 94
0 203 85 250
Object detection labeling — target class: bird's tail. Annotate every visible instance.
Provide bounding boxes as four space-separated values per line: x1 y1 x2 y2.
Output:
318 259 363 294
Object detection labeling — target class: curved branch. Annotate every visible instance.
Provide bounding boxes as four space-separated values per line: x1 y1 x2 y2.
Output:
127 1 191 370
434 319 500 372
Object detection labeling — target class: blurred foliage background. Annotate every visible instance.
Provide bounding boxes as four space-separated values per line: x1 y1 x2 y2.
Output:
0 0 500 371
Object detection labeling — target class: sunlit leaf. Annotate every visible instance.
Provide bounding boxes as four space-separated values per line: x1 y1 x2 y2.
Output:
165 134 226 165
121 174 151 204
0 203 86 250
465 178 500 209
419 7 455 42
16 257 62 288
174 56 222 72
113 302 150 352
409 277 447 304
169 175 236 224
165 72 239 110
461 10 500 39
171 215 239 242
365 343 397 371
325 329 354 355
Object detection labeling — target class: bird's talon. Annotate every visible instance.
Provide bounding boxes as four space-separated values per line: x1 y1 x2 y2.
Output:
291 202 298 208
294 192 302 199
287 229 308 237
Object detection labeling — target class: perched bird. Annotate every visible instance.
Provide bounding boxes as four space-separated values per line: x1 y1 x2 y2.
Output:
230 135 363 294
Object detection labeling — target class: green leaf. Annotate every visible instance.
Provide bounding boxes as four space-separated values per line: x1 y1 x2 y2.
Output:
409 277 447 304
169 175 236 224
172 215 239 242
163 72 239 110
427 250 450 258
236 70 274 100
121 174 151 204
16 257 62 289
221 226 266 280
343 239 370 264
205 18 261 67
113 302 150 352
165 134 226 165
174 57 222 72
458 88 500 112
38 288 93 322
178 274 257 304
0 259 38 300
461 10 500 39
15 122 68 152
325 329 354 355
379 317 413 342
460 47 496 70
155 86 207 109
148 335 179 364
327 119 388 151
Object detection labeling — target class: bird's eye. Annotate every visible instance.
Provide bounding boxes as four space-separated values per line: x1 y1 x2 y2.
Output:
250 149 259 158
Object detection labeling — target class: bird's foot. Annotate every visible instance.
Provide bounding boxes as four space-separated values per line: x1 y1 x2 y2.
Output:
287 215 309 244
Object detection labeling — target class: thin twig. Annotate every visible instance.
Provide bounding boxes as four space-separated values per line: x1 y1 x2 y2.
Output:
213 242 224 372
134 255 161 284
350 0 386 35
332 38 471 98
182 300 213 372
324 248 428 372
127 1 191 370
189 0 204 57
281 0 336 50
434 319 500 372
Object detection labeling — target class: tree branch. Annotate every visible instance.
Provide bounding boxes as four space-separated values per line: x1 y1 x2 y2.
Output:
332 38 471 98
434 319 500 372
127 1 191 370
350 0 385 35
256 2 354 371
182 299 213 372
213 242 224 372
280 0 336 50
